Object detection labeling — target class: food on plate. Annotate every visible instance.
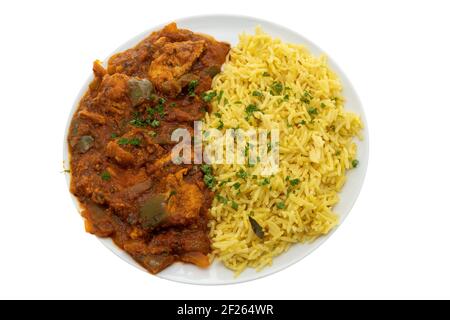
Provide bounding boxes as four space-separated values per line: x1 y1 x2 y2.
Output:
67 22 363 277
204 27 363 274
67 23 230 274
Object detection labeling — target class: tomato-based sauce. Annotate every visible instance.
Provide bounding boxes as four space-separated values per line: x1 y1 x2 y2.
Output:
68 23 230 273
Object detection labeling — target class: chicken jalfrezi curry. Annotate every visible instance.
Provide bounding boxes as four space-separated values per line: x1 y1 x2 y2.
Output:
68 23 230 274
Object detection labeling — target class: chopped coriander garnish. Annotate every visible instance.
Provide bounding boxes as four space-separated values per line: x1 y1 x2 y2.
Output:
110 133 118 139
187 80 199 95
262 71 270 77
300 91 312 104
290 178 300 186
201 164 216 189
200 164 213 175
129 138 141 146
217 90 224 104
246 104 259 113
149 119 160 128
252 90 263 97
170 102 177 107
117 138 128 145
261 177 270 186
276 202 286 209
214 112 222 118
233 182 241 190
352 159 359 168
231 201 239 210
218 178 231 187
320 102 326 108
147 108 155 117
283 94 289 101
216 194 228 204
169 190 177 197
300 97 310 104
118 137 141 146
100 171 111 181
155 104 165 117
245 104 260 120
299 120 307 125
203 174 216 189
217 119 224 130
131 105 163 127
236 169 248 180
335 150 341 156
271 82 283 95
308 107 319 116
147 131 157 137
202 90 217 102
129 113 147 127
129 118 144 127
158 97 166 105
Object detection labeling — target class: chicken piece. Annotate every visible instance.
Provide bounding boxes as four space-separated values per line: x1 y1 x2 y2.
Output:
165 105 204 122
107 38 154 77
145 153 173 175
152 36 170 54
96 73 129 102
157 22 193 42
165 175 203 226
106 140 134 166
136 168 203 230
91 73 131 115
93 60 107 78
148 40 205 95
143 122 193 146
78 109 106 125
89 60 108 91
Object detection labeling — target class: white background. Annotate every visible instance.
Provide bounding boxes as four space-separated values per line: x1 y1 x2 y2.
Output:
0 0 449 299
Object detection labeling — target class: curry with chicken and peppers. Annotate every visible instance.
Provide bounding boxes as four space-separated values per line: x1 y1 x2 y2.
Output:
68 23 230 274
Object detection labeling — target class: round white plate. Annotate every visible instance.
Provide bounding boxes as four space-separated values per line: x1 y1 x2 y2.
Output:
64 14 369 285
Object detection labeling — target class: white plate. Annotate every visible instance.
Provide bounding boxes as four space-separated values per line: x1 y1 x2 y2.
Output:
64 14 369 285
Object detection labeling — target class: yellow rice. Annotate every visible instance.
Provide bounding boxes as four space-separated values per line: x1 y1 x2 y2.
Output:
204 27 363 274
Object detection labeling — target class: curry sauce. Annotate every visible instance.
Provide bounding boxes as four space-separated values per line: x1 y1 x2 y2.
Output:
68 23 230 274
